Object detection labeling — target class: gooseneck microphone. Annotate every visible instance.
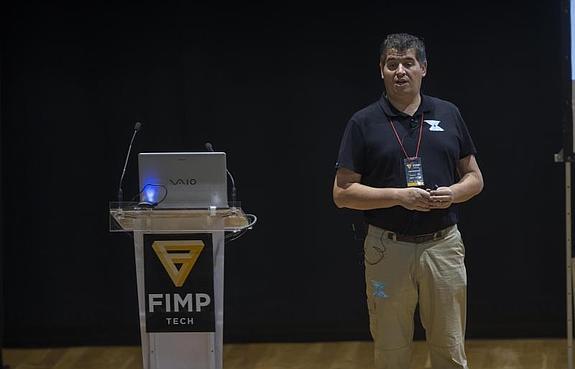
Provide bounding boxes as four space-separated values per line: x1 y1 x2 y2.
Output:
205 142 237 205
117 122 142 204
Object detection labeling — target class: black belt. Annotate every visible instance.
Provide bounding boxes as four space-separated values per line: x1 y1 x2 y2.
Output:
385 227 452 244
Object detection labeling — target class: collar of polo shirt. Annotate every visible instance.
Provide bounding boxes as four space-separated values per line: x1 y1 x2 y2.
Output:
379 93 434 118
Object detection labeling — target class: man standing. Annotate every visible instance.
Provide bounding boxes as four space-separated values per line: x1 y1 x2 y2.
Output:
333 33 483 369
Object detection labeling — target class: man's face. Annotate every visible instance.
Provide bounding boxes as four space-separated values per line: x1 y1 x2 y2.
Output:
380 48 427 99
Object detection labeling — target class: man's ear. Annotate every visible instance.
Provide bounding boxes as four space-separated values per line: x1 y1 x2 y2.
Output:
379 62 385 79
421 61 428 77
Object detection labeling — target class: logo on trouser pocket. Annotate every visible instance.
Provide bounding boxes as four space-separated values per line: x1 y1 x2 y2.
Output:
371 280 389 298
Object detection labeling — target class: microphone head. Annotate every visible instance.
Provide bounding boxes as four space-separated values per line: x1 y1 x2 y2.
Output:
134 122 142 131
205 142 214 152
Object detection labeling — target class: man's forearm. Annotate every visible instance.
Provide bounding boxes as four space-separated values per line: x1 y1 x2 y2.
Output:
334 182 401 210
450 172 484 203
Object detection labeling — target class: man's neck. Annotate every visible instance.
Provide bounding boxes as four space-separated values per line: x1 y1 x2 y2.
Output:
388 94 421 116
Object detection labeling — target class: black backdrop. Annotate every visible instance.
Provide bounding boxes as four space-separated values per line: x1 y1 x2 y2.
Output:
0 1 569 346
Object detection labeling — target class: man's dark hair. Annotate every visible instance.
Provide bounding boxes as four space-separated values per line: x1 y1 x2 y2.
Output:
379 33 427 64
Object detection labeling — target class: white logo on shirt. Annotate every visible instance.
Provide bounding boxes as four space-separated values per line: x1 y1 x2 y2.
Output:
424 120 444 132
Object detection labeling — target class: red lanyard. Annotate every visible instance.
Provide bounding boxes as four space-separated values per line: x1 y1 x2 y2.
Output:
388 113 424 159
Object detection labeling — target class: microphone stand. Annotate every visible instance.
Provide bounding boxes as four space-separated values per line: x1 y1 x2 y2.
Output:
117 122 142 206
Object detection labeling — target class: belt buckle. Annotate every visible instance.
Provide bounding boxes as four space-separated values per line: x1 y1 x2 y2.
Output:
414 234 427 243
431 229 447 241
435 229 446 240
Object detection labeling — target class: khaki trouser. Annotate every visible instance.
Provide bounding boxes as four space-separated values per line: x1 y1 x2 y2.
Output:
364 224 469 369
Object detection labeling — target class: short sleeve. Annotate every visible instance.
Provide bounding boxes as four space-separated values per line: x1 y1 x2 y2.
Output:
335 117 366 174
454 108 477 159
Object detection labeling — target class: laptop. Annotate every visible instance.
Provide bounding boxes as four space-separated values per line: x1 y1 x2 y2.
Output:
138 152 228 209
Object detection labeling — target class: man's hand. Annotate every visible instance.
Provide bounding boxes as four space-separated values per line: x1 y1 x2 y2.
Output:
428 187 454 209
398 187 433 212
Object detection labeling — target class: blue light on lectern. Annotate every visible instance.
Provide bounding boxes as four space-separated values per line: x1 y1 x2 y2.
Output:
141 180 161 204
144 187 158 203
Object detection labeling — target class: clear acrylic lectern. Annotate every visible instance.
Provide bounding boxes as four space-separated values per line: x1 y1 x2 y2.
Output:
110 202 250 369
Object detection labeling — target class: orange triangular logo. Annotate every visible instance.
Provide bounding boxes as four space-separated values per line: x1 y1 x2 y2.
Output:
152 240 205 287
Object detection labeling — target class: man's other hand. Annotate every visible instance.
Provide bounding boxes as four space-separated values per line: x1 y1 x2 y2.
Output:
399 188 433 212
429 187 454 209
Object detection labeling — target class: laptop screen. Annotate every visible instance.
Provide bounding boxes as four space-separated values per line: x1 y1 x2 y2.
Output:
138 152 228 208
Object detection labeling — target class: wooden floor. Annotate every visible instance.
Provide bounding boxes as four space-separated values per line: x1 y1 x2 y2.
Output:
3 339 569 369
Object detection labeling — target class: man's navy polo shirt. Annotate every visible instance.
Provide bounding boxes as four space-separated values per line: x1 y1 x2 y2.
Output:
336 93 477 235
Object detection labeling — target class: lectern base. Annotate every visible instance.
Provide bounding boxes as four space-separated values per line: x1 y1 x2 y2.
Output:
146 332 215 369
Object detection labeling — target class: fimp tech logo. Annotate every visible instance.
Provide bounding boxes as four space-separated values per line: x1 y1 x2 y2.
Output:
144 234 215 333
152 240 204 287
